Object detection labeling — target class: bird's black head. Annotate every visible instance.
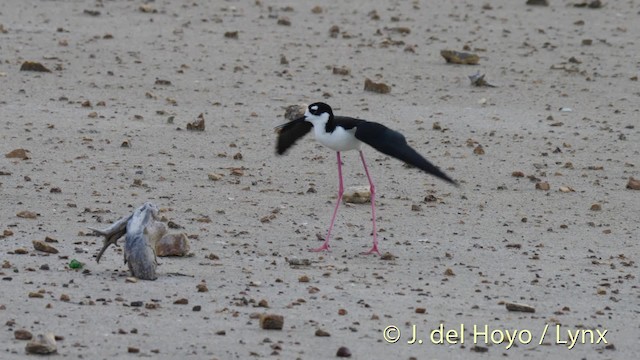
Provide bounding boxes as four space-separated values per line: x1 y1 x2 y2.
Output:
307 102 333 118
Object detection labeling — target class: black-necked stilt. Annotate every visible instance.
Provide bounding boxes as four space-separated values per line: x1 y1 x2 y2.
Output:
276 102 456 255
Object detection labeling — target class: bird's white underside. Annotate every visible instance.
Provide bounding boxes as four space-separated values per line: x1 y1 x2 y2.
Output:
305 111 362 152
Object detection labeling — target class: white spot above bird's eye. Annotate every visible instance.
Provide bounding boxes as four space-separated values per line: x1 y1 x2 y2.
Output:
310 105 318 111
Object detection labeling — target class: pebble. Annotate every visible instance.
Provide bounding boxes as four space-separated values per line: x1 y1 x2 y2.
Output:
526 0 549 6
259 314 284 330
364 78 391 94
156 233 190 257
186 113 205 131
20 61 52 72
17 211 38 219
277 16 291 26
473 145 485 155
174 298 189 305
505 302 535 313
196 283 209 292
15 329 33 340
440 50 479 65
6 148 31 160
535 182 551 191
342 186 371 204
315 329 330 337
336 346 352 357
33 240 59 254
25 333 57 354
626 177 640 190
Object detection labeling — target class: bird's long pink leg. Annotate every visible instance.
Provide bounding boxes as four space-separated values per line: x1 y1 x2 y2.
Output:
311 152 344 252
359 151 380 255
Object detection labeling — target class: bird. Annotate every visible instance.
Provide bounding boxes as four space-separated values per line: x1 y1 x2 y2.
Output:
275 102 456 255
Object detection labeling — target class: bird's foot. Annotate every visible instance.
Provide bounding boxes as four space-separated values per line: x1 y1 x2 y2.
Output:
309 243 331 252
361 244 380 256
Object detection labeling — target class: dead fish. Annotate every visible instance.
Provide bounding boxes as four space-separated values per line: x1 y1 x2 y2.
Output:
468 71 497 87
90 202 166 280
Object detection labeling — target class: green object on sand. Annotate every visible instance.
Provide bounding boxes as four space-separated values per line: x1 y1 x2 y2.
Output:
69 259 83 269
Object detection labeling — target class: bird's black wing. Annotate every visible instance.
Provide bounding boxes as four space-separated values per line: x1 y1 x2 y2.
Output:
354 121 457 185
275 117 313 155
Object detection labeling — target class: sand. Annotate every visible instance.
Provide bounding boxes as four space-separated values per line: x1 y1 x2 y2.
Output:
1 0 639 359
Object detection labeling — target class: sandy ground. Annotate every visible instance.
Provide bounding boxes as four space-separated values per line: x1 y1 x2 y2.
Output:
1 0 639 359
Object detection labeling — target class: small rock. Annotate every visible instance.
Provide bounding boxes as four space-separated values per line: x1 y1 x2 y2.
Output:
505 302 535 313
444 268 455 276
470 345 488 353
440 50 479 65
298 275 310 282
128 347 140 353
196 283 208 292
415 307 427 314
28 292 44 299
83 9 101 16
558 186 575 193
582 39 593 46
315 329 330 337
626 177 640 190
121 139 131 148
277 16 291 26
336 346 352 357
259 314 284 330
14 248 29 255
535 182 550 191
192 305 202 312
526 0 549 6
20 61 52 72
287 257 311 266
5 149 30 160
380 252 396 261
139 4 156 13
364 78 391 94
187 113 205 131
343 186 371 204
15 329 33 340
311 6 323 14
156 233 190 257
473 145 485 155
125 277 138 283
174 298 189 305
33 240 59 254
590 203 602 211
208 173 223 181
59 294 70 302
332 66 350 76
512 171 525 177
224 31 238 39
258 299 269 308
329 25 340 38
25 333 57 354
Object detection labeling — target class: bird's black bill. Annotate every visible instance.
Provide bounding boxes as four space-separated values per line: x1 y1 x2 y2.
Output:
275 116 312 155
